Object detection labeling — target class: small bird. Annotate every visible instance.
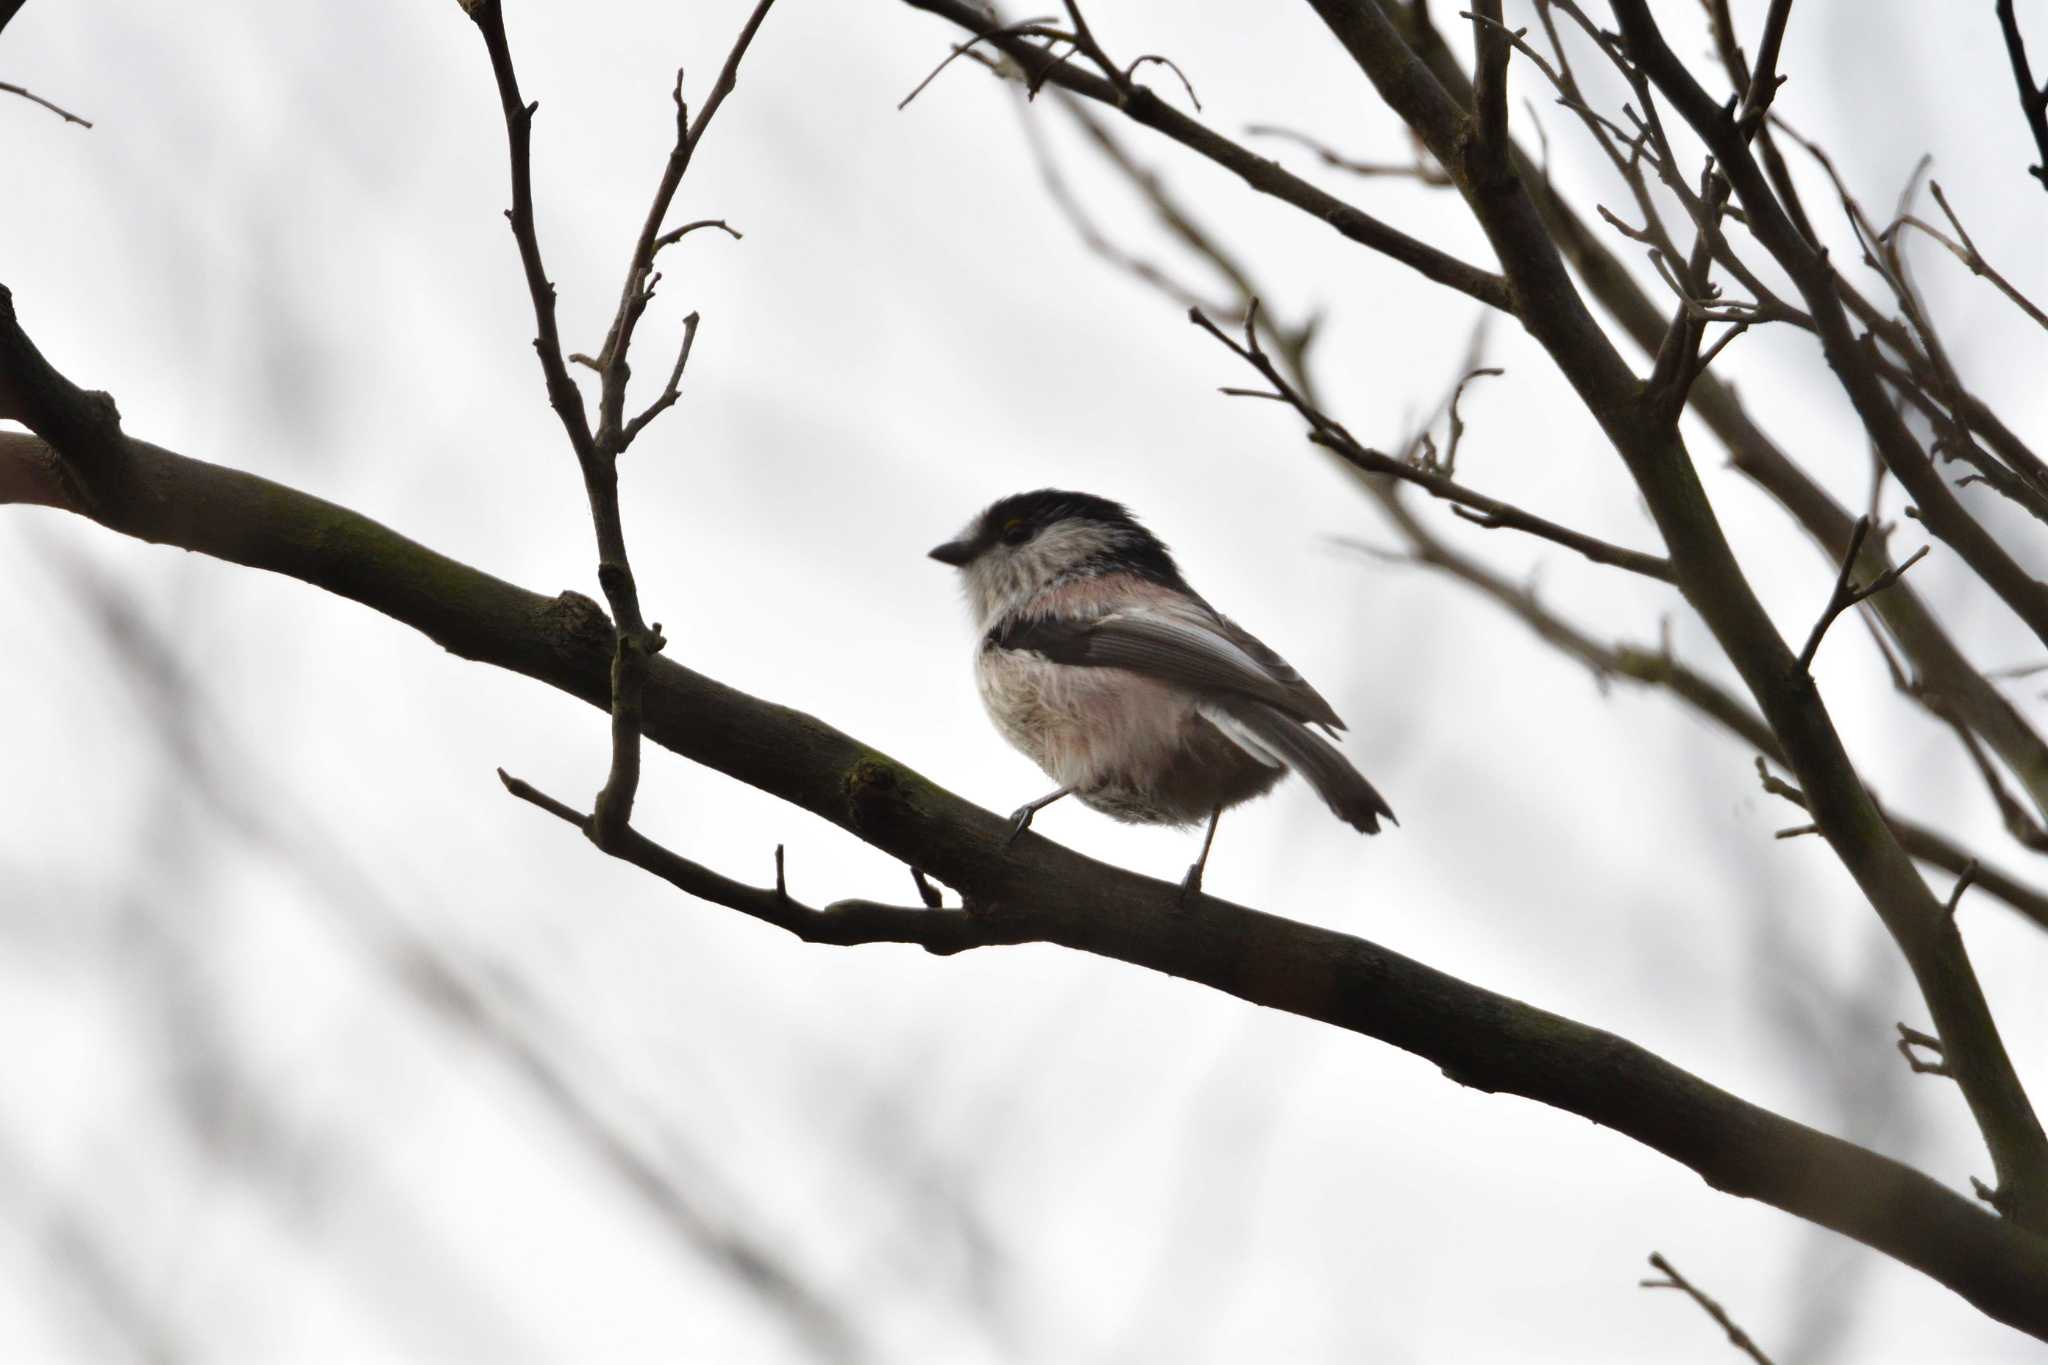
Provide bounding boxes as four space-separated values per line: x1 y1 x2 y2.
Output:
929 489 1393 900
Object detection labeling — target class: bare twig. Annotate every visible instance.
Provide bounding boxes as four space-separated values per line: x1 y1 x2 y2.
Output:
1947 860 1981 919
1897 1023 1954 1079
1245 123 1451 184
1884 184 2048 332
467 0 772 848
685 0 780 153
1796 516 1928 671
1191 305 1674 581
1735 0 1795 136
466 0 598 463
896 17 1060 111
1123 53 1201 110
500 769 1022 956
1640 1252 1775 1365
653 217 744 256
1439 365 1503 477
0 80 92 128
618 311 701 450
1995 0 2048 190
900 0 1513 310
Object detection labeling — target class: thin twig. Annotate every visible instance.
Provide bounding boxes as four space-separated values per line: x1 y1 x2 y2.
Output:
1736 0 1795 136
1896 1023 1953 1078
466 0 598 463
1995 0 2048 190
1796 516 1928 671
619 311 701 449
896 18 1060 111
0 80 92 128
1639 1253 1775 1365
1245 123 1451 184
1946 860 1980 918
1123 54 1201 110
1440 365 1503 477
1883 184 2048 332
685 0 780 153
653 218 745 256
1191 306 1675 582
498 770 1007 956
898 0 1511 310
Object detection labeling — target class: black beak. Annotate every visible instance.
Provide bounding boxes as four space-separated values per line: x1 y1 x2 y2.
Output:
928 540 974 567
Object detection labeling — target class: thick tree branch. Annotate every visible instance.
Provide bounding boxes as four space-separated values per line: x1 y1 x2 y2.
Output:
5 414 2048 1335
1465 0 1513 181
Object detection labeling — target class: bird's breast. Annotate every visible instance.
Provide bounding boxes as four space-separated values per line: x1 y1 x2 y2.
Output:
975 645 1194 790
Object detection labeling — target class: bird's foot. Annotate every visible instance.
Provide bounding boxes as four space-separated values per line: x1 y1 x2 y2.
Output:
1176 862 1204 910
1005 804 1038 847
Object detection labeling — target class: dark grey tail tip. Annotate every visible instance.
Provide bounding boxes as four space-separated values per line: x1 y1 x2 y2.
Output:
1344 798 1397 835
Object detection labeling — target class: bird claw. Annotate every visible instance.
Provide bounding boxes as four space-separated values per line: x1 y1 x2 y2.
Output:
1176 862 1203 910
1005 804 1037 847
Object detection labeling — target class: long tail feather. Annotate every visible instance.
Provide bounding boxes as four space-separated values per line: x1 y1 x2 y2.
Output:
1218 702 1395 834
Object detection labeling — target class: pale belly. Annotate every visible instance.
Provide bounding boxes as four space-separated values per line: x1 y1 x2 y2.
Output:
975 647 1282 825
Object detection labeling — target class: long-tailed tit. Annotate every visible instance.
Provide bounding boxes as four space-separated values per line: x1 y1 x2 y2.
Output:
930 489 1393 899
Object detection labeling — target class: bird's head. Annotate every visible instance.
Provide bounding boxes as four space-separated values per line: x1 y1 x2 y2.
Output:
929 488 1185 629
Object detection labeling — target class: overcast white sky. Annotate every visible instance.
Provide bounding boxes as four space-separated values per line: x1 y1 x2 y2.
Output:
2 1 2045 1360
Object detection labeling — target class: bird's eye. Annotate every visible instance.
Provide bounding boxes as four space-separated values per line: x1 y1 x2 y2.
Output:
1000 519 1033 546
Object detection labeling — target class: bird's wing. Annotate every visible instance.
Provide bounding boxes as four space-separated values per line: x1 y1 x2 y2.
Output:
1192 596 1346 733
995 602 1345 730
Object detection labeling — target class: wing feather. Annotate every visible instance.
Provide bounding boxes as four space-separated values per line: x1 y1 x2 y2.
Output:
995 604 1345 730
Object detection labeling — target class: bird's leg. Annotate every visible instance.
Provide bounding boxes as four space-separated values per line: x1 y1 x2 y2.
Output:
1006 785 1074 846
1178 806 1224 907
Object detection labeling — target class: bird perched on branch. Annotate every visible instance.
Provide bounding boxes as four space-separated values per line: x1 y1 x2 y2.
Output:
929 489 1393 900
